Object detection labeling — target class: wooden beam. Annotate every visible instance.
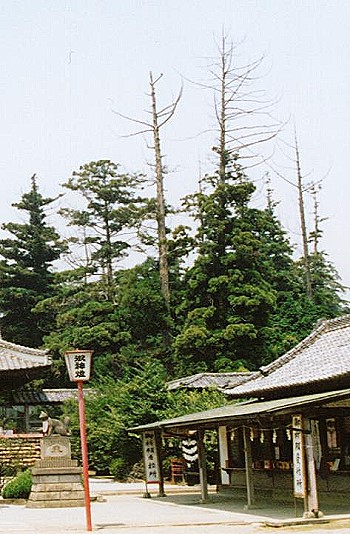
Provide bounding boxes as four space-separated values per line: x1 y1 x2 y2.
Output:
304 418 321 517
155 431 166 497
243 426 255 507
197 428 208 503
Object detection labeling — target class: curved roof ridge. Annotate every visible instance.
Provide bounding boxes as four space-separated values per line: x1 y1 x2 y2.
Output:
0 337 49 357
259 315 350 376
167 373 205 388
167 371 256 391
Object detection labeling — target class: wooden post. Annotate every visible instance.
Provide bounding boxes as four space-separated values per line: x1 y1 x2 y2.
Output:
24 405 30 433
218 426 230 485
197 428 208 503
155 431 166 497
304 418 320 517
243 426 255 508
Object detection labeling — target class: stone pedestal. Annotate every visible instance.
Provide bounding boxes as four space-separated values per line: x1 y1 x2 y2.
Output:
27 436 85 508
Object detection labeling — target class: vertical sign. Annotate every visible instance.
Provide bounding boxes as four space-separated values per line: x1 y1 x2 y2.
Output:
292 414 306 498
143 431 160 483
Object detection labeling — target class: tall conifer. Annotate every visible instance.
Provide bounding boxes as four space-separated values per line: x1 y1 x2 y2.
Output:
0 175 64 346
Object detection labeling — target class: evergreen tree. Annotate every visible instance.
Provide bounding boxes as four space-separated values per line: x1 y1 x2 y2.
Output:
38 258 173 384
264 195 348 360
309 252 347 315
37 270 123 385
0 175 64 346
174 158 278 372
60 160 146 301
171 35 284 374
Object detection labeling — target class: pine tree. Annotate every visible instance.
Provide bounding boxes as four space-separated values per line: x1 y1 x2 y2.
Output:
0 175 64 346
38 258 174 384
60 160 146 301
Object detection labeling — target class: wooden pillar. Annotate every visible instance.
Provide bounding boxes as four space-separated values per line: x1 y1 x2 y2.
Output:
218 426 230 485
304 418 320 517
197 428 208 503
243 426 255 507
24 405 30 433
155 431 166 497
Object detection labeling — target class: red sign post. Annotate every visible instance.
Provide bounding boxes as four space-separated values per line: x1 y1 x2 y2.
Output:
65 350 93 532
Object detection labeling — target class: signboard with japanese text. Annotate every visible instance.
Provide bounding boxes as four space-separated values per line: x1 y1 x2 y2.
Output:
292 414 306 498
143 431 160 484
65 350 93 382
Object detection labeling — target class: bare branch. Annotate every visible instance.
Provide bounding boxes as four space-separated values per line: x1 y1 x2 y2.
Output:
111 109 152 129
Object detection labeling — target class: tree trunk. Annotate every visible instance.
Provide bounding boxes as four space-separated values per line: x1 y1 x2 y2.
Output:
295 137 312 299
150 72 170 309
219 37 227 183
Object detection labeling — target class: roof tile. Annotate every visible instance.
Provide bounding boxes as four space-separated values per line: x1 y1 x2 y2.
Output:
224 315 350 397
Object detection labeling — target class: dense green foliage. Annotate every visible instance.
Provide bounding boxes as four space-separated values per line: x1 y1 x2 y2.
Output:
37 258 171 385
173 160 296 371
64 360 168 476
63 361 229 477
2 470 32 499
0 176 65 346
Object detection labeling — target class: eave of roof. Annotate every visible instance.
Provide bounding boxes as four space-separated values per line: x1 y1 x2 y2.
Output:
129 387 350 433
10 388 93 404
0 338 51 372
0 366 52 390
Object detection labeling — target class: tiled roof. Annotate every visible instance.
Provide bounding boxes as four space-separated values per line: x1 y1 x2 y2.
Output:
167 372 257 391
129 387 350 432
223 315 350 398
0 339 50 372
11 389 79 405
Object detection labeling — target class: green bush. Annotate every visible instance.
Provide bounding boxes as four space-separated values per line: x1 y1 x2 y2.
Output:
109 457 127 480
2 469 32 499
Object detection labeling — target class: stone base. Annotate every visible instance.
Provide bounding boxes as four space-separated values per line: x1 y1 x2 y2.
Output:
27 458 85 508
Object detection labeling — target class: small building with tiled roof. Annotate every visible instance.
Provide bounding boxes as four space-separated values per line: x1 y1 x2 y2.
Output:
222 315 350 399
131 314 350 518
167 371 257 391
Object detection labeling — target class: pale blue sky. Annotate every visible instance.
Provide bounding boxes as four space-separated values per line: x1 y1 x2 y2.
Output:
1 1 350 287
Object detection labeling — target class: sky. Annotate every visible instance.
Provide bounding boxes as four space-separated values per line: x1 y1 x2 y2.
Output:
1 0 350 288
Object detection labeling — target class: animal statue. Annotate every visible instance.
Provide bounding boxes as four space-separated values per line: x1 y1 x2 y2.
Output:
39 411 71 437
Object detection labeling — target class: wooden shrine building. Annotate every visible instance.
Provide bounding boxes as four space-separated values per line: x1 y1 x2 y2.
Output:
131 315 350 518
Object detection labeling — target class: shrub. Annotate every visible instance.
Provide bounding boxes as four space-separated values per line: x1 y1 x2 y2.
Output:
0 463 17 491
109 457 127 481
2 469 32 499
